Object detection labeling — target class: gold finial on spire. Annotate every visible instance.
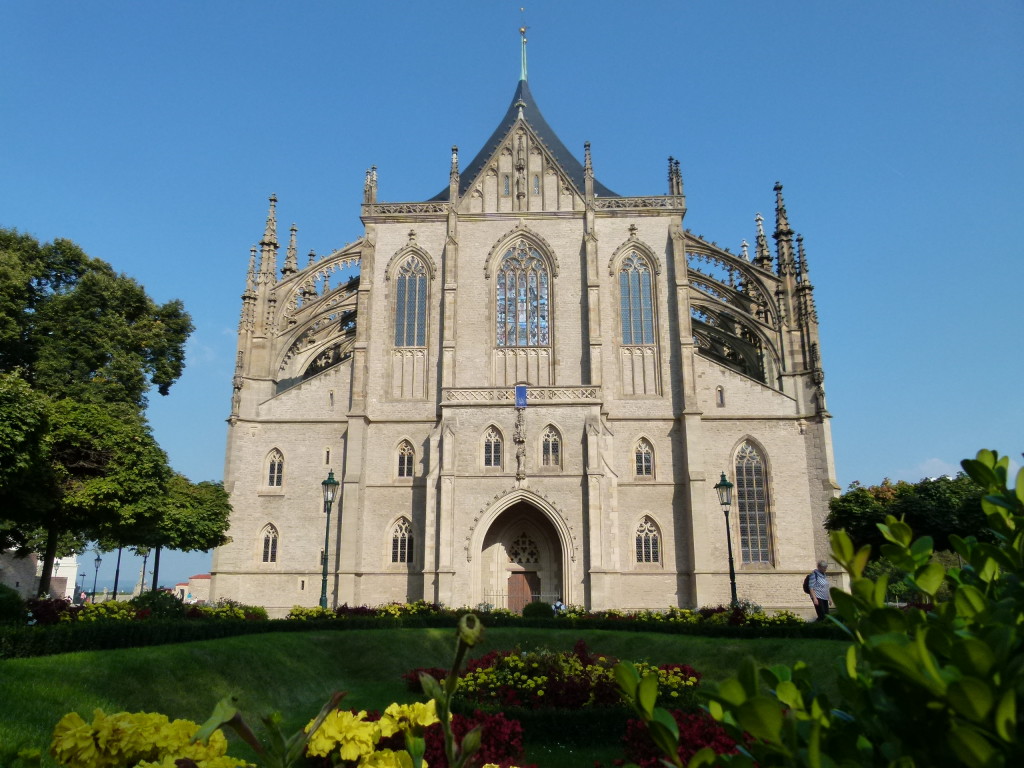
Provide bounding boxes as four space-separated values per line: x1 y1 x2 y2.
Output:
519 7 528 81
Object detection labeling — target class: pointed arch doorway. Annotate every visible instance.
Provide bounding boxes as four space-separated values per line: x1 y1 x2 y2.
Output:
480 501 563 613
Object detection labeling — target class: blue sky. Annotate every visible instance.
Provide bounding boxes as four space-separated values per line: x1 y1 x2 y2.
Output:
3 1 1022 589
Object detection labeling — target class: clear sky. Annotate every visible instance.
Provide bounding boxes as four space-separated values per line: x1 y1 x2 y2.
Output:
2 1 1021 590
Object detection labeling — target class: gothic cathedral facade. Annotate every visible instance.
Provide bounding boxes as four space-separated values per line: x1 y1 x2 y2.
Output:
210 75 839 616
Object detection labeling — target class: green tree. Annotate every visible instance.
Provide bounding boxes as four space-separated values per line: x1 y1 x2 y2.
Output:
0 229 191 408
826 474 984 555
121 474 233 589
0 228 194 595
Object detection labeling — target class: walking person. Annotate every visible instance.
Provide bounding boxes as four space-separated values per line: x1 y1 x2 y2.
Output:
808 560 831 621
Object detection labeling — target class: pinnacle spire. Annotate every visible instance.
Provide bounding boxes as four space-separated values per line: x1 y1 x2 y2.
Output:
753 213 772 270
282 223 298 275
774 181 792 237
261 194 278 247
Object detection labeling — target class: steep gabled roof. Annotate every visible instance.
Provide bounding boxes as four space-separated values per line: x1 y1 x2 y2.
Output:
429 79 618 201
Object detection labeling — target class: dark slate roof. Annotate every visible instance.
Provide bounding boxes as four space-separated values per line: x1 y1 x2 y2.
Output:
429 79 618 201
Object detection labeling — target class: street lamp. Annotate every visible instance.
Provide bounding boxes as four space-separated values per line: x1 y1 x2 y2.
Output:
78 573 87 603
714 472 738 606
319 469 340 609
91 552 102 604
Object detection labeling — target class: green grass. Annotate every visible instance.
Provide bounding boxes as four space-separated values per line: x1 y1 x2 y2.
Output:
0 628 849 767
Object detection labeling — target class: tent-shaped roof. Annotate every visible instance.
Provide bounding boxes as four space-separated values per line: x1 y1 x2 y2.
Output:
429 79 618 201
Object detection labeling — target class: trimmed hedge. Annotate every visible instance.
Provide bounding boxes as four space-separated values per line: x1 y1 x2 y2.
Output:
0 612 845 659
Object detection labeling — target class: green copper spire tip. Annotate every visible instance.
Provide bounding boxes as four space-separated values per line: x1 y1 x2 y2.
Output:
519 25 528 81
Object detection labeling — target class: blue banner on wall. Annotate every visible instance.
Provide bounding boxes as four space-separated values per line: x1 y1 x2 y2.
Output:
515 384 527 408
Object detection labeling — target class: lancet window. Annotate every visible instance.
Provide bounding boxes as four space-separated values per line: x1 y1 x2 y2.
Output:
267 449 284 487
735 441 773 564
397 441 414 478
495 241 550 348
635 439 654 478
394 257 427 347
619 252 655 345
635 517 661 563
484 428 503 468
391 518 413 564
541 426 561 467
261 525 279 563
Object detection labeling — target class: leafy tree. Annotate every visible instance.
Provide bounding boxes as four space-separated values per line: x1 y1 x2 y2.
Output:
0 229 191 408
826 474 984 556
120 474 233 589
0 228 194 595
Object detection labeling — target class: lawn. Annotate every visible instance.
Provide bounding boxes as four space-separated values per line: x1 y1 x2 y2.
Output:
0 627 849 767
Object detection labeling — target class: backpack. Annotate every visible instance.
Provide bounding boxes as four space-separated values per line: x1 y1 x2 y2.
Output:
802 573 811 594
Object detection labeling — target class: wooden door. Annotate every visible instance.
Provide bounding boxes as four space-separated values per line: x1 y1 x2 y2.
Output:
508 571 541 614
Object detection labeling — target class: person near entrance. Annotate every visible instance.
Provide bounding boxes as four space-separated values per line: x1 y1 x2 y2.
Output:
808 560 831 621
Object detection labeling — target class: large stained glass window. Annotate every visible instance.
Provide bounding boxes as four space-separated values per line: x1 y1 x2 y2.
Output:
619 253 654 344
496 241 550 348
394 257 427 347
735 441 773 564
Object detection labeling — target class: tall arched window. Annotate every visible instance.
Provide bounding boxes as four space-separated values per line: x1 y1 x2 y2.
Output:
261 525 279 563
496 241 550 348
635 517 660 563
484 427 503 468
397 441 414 478
267 450 284 487
394 257 427 347
619 253 655 345
735 441 773 564
391 518 413 564
541 426 561 467
635 439 654 478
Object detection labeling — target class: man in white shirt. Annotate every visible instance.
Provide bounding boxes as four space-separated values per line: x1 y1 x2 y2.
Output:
809 560 831 621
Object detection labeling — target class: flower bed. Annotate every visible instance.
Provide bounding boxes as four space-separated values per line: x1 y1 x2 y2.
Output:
405 641 702 746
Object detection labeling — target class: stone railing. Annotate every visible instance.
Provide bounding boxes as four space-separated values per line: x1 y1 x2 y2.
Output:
593 196 684 210
362 202 449 216
442 386 600 404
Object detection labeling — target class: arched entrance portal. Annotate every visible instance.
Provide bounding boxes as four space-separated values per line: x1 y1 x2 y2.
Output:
480 502 563 613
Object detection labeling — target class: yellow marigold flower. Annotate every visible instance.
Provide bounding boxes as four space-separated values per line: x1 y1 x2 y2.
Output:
360 748 414 768
306 710 380 761
379 700 439 737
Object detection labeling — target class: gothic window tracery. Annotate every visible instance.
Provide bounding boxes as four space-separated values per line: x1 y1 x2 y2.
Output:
541 426 561 467
391 518 413 564
635 517 660 563
619 252 655 345
261 524 279 563
495 241 550 349
508 532 540 564
635 439 654 478
397 441 414 478
394 257 427 347
267 449 284 487
484 427 503 468
735 441 773 564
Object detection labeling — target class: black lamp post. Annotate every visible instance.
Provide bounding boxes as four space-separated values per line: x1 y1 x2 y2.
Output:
91 552 102 604
714 472 738 606
319 469 340 609
78 572 87 603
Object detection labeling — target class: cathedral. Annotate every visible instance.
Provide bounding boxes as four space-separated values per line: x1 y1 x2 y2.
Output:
210 47 839 616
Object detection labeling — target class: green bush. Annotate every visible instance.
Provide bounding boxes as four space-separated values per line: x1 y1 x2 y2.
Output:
619 448 1023 768
129 590 185 620
0 584 26 624
521 600 553 618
